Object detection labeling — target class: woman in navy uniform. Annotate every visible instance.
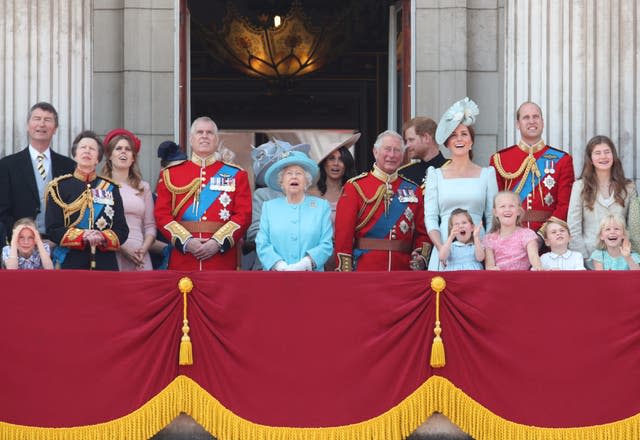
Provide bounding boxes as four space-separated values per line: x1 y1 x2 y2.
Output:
45 131 128 270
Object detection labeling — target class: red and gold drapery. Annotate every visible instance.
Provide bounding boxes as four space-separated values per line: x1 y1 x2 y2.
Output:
1 270 639 439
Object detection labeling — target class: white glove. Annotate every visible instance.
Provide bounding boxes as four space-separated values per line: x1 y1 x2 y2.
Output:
273 260 289 271
285 256 313 271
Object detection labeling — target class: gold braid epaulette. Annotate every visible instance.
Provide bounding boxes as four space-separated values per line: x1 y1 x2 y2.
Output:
161 168 202 217
44 175 95 228
491 152 540 195
352 181 387 231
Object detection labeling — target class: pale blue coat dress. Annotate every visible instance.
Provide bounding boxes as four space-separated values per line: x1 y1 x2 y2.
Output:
256 195 333 271
424 166 498 271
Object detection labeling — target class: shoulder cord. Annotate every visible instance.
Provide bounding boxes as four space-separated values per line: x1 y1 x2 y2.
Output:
161 168 202 217
492 152 541 196
45 182 95 229
352 181 387 232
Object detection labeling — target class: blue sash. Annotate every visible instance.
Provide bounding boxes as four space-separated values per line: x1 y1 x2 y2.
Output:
53 179 114 268
182 164 239 221
354 180 416 265
515 150 565 203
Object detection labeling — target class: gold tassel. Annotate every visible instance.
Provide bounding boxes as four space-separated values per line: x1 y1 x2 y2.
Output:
178 277 194 366
429 276 447 368
430 322 445 368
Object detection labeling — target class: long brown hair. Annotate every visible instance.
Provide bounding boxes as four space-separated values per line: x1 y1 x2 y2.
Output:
101 134 144 194
580 135 630 210
444 124 475 160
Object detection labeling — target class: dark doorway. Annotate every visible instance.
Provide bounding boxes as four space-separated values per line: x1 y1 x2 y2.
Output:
187 0 393 172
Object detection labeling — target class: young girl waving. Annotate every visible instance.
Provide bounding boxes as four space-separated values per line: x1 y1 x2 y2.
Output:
438 208 484 270
590 214 640 270
483 191 542 270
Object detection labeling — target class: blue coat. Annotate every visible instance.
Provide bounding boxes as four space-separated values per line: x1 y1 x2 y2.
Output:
256 195 333 271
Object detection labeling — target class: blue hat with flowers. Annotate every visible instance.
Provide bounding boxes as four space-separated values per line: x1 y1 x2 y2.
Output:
252 139 310 187
435 97 480 145
264 150 319 193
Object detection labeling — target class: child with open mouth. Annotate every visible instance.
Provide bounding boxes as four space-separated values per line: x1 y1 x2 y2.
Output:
437 208 484 270
590 214 640 270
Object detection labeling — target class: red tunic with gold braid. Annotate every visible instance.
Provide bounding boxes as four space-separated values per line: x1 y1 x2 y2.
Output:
334 165 429 271
154 154 251 270
490 140 575 233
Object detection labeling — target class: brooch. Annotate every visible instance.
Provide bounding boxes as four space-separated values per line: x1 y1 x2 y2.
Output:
543 174 556 190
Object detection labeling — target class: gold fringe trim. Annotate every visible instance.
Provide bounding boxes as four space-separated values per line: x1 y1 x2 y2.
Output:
1 375 639 440
0 377 184 440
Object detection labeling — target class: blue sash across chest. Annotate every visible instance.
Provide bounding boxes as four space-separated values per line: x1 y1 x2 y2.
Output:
515 149 565 202
354 179 415 263
182 164 239 221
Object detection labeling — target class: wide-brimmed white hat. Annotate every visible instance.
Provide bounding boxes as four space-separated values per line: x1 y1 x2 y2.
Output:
435 97 479 145
264 151 319 193
251 139 310 187
316 132 361 164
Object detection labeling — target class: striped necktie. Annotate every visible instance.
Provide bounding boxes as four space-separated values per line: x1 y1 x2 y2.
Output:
37 154 47 181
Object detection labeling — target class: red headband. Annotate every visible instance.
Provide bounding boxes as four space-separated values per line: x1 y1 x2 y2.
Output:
103 128 141 153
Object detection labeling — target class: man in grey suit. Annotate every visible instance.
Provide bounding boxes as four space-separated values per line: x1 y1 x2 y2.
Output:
0 102 76 245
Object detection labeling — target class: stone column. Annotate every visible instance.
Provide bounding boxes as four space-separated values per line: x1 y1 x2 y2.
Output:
414 0 504 166
93 0 176 183
504 0 640 183
0 0 92 157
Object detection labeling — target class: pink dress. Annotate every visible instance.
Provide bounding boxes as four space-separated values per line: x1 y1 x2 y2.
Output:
483 227 538 270
116 181 156 271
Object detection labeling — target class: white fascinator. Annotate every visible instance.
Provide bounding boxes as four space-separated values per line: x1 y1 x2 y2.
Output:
434 97 480 145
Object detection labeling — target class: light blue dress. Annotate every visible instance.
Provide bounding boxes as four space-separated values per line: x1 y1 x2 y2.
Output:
589 249 640 270
424 166 498 271
257 195 333 271
443 241 483 271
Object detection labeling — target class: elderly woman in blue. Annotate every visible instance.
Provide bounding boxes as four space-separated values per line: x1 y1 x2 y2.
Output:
256 151 333 271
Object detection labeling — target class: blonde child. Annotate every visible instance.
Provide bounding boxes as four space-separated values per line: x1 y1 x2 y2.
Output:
483 191 542 270
590 214 640 270
540 218 585 270
438 208 484 270
1 218 54 270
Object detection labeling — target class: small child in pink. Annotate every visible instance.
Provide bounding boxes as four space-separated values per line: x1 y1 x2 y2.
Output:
483 191 542 270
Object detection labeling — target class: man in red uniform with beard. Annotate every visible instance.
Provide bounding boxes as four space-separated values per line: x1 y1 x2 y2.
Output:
154 117 251 270
334 130 429 271
490 102 575 236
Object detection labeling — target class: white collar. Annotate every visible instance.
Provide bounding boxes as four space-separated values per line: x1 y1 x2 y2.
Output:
28 145 51 161
547 250 572 260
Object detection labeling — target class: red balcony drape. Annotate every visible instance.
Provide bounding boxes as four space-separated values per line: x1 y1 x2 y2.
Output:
0 270 639 439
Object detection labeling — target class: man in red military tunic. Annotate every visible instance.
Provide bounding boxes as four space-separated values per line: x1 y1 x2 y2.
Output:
154 117 251 270
334 130 430 271
490 102 575 235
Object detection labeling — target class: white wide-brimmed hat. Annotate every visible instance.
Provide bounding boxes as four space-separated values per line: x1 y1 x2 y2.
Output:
316 132 361 164
264 151 319 192
434 97 479 145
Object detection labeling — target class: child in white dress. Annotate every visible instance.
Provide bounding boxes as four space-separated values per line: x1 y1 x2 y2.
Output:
540 218 585 270
438 208 484 270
